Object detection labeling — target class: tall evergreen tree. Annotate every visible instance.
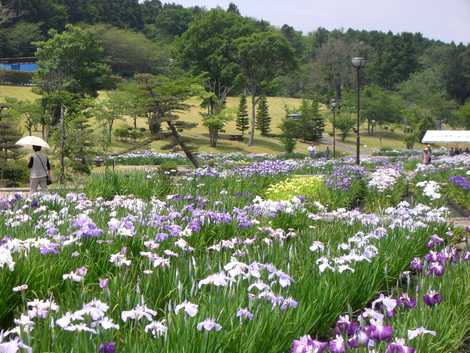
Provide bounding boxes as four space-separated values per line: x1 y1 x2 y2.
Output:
300 98 324 141
235 94 249 136
255 96 271 136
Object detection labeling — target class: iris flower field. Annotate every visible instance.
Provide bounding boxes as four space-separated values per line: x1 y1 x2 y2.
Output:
1 152 470 353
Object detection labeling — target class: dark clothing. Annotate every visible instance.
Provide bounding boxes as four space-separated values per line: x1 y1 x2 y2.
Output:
28 156 50 170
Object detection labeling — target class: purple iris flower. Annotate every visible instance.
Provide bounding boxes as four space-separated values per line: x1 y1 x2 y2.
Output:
426 234 444 249
98 342 116 353
291 336 327 353
424 290 442 306
31 199 39 208
410 258 423 272
385 341 416 353
427 262 445 277
398 293 417 310
329 335 346 353
424 251 439 263
39 242 60 255
348 330 369 348
463 251 470 261
369 324 393 341
335 316 359 337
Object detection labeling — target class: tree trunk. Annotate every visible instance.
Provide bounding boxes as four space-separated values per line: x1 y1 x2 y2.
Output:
133 116 137 129
166 120 199 168
209 126 219 147
367 119 371 136
248 95 257 146
108 120 114 145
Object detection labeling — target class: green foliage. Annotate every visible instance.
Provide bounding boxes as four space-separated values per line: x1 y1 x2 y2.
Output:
0 109 23 165
455 101 470 129
235 94 249 136
134 73 204 167
90 24 170 77
2 21 43 56
0 160 29 186
159 161 179 175
0 70 33 85
279 117 298 153
34 24 111 98
362 85 403 134
84 171 173 200
236 31 296 145
255 96 271 136
332 113 356 142
299 98 324 141
179 9 257 112
202 109 234 147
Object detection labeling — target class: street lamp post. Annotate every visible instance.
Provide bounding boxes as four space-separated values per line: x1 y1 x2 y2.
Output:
351 57 367 165
330 98 338 159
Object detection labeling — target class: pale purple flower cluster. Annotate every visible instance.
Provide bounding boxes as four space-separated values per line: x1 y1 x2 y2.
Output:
326 165 367 191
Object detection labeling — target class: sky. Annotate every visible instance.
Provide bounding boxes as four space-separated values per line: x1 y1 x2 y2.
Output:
163 0 470 44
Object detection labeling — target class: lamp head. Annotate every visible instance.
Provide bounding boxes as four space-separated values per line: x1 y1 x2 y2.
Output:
352 57 367 68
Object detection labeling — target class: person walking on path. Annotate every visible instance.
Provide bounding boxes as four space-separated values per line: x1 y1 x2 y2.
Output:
28 145 51 193
423 146 432 165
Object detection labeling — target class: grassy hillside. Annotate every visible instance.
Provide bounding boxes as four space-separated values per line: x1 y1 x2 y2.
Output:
0 85 408 155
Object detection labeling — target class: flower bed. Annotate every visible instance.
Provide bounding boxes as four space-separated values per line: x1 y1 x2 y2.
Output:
1 154 469 353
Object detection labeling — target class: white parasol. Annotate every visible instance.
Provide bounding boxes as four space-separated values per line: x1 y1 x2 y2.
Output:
15 136 50 149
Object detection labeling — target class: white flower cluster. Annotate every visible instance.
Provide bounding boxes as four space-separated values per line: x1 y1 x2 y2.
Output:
416 180 441 200
368 167 402 192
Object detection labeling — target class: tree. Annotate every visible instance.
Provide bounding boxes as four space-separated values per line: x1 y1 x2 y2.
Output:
6 98 47 136
236 31 296 145
313 36 367 100
299 98 324 141
279 117 298 153
255 96 271 136
93 90 127 149
34 24 111 182
135 73 203 167
60 102 96 174
90 24 170 77
332 114 355 142
146 3 195 40
455 101 470 129
202 109 233 147
399 68 456 129
4 22 43 57
34 25 111 98
362 85 402 135
445 44 470 104
236 94 249 136
227 3 240 15
180 9 257 114
0 107 22 166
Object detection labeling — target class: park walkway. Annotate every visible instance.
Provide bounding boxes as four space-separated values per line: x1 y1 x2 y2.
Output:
320 133 372 158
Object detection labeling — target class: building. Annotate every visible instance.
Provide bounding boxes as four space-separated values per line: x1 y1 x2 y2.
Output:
0 57 38 72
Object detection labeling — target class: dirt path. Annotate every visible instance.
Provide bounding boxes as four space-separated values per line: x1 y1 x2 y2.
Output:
320 133 372 158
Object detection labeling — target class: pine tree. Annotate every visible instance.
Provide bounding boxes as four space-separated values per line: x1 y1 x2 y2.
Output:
255 96 271 136
300 98 324 141
236 94 250 136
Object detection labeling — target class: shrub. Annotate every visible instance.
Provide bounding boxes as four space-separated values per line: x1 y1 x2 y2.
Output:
0 70 33 85
159 161 178 175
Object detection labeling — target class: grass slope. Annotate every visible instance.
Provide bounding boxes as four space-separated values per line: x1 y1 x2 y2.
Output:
0 85 408 155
